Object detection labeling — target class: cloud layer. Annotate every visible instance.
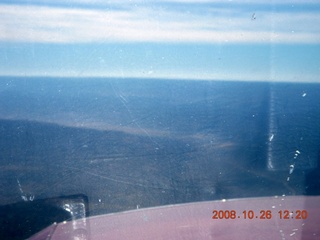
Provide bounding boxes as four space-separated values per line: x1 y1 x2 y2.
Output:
1 1 319 43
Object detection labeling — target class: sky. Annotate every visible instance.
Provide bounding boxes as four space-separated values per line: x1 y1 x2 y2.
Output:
0 0 319 82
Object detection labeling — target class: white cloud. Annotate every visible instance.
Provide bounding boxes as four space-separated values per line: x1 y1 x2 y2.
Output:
0 3 319 43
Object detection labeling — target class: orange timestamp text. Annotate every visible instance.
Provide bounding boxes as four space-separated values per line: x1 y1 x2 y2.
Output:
212 210 308 220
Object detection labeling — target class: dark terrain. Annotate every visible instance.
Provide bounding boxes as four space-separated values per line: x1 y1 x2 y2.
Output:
0 77 319 239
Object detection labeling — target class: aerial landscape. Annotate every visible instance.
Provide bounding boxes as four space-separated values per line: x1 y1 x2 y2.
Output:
1 77 319 214
0 0 320 239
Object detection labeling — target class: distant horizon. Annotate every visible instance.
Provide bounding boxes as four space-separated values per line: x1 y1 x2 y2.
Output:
0 74 319 84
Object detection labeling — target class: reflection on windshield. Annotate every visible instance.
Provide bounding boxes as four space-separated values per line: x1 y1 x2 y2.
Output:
1 0 320 239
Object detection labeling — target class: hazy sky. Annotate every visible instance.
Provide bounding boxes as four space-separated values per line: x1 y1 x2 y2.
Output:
0 0 319 82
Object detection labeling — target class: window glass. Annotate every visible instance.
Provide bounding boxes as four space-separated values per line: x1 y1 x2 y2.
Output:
0 1 319 239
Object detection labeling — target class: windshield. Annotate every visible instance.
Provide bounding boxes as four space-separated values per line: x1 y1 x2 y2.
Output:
0 1 320 239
